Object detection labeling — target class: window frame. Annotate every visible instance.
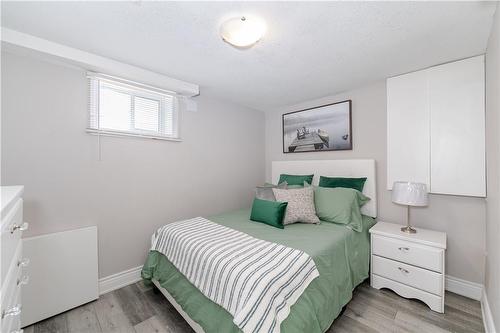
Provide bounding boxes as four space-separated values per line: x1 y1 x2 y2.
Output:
87 73 181 141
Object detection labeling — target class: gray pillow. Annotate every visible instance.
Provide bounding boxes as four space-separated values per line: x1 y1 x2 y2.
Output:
255 182 288 201
272 186 320 225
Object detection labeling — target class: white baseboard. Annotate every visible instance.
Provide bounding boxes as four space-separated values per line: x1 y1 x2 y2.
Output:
482 290 497 333
445 275 483 301
98 266 142 295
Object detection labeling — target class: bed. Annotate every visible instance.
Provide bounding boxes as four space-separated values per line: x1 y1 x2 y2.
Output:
142 159 377 333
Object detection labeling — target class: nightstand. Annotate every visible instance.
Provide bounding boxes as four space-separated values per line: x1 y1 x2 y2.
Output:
369 221 447 313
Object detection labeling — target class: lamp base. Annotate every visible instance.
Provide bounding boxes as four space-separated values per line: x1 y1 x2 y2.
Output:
401 226 417 234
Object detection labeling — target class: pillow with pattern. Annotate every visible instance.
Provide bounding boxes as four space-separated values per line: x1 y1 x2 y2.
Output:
272 185 320 225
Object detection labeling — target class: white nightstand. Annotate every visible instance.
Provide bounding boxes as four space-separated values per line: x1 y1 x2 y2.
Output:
369 221 447 313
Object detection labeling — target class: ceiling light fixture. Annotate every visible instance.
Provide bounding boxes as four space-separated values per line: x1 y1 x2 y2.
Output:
220 16 266 48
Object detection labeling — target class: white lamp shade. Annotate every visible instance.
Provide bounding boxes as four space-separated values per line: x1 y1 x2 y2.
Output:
392 181 428 206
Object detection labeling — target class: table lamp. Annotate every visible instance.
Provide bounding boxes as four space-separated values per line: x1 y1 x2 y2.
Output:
392 181 428 234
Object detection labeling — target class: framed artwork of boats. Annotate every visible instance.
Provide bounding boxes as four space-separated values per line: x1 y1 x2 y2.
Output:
282 100 352 153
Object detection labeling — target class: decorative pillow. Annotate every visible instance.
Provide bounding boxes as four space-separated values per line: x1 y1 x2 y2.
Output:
255 182 287 201
272 186 320 225
278 174 314 186
250 198 288 229
314 187 370 232
287 181 312 189
319 176 367 192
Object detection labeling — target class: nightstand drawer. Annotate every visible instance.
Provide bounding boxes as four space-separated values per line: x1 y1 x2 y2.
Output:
372 255 443 295
372 235 444 272
371 274 443 313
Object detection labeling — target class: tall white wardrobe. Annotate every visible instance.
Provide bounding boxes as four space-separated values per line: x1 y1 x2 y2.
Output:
387 55 485 197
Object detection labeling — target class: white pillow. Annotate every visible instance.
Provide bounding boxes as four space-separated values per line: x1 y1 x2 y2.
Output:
272 186 320 225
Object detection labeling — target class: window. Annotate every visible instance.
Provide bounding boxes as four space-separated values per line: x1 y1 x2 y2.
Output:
88 73 179 140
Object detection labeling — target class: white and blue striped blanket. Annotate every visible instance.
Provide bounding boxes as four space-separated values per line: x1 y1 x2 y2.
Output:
151 217 319 333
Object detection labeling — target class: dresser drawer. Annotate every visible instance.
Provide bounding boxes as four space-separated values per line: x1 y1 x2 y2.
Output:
1 246 24 333
1 285 22 333
2 244 25 309
372 255 443 295
1 198 24 283
372 234 444 272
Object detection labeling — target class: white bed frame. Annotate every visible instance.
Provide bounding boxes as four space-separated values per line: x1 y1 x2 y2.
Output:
152 159 378 332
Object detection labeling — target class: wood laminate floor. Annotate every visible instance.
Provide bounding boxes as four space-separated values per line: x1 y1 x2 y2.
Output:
25 280 484 333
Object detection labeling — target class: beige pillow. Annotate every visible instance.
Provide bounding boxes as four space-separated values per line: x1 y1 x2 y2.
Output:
272 186 320 225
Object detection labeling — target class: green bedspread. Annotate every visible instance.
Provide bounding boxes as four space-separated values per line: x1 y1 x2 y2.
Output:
142 209 375 333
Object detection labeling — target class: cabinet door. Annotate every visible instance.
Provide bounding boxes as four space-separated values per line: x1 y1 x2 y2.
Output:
387 70 430 190
429 56 485 197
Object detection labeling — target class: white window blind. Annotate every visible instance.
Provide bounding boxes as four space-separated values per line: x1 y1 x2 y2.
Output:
88 73 179 140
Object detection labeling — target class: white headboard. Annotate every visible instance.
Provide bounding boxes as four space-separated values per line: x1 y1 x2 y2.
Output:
271 159 377 218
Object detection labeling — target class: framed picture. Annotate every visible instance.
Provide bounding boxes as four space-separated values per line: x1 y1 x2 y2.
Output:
282 100 352 153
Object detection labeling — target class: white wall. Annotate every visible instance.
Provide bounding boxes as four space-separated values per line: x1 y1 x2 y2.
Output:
265 81 486 284
485 4 500 330
1 45 491 288
1 51 266 278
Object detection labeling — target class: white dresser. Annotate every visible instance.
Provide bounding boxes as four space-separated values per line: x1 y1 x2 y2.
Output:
1 186 29 333
370 221 447 313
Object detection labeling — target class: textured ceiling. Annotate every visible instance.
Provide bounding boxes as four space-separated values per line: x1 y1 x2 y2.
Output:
1 1 497 111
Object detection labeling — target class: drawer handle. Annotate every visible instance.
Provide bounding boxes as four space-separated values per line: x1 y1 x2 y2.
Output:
1 304 22 318
398 247 410 252
17 275 29 286
398 267 410 274
10 222 29 234
17 258 30 268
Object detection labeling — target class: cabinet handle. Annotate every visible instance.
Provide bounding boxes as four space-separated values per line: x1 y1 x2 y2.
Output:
398 247 410 251
1 304 22 318
17 275 29 286
17 258 30 268
10 222 29 234
398 267 410 274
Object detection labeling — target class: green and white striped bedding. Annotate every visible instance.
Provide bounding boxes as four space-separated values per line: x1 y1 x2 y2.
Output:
151 216 319 333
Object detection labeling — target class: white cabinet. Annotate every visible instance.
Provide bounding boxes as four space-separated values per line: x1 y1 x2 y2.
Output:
428 57 485 196
387 70 430 189
387 55 485 197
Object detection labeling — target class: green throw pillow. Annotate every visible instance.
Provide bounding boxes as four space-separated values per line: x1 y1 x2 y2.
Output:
319 176 367 192
250 198 288 229
314 187 370 232
287 181 312 189
278 174 314 186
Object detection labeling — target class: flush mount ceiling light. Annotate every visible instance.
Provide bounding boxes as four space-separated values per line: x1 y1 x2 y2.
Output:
220 16 266 48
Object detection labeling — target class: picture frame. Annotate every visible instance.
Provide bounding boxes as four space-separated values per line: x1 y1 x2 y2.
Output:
282 100 352 153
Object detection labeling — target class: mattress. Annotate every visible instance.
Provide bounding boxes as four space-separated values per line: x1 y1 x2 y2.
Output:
142 209 375 333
